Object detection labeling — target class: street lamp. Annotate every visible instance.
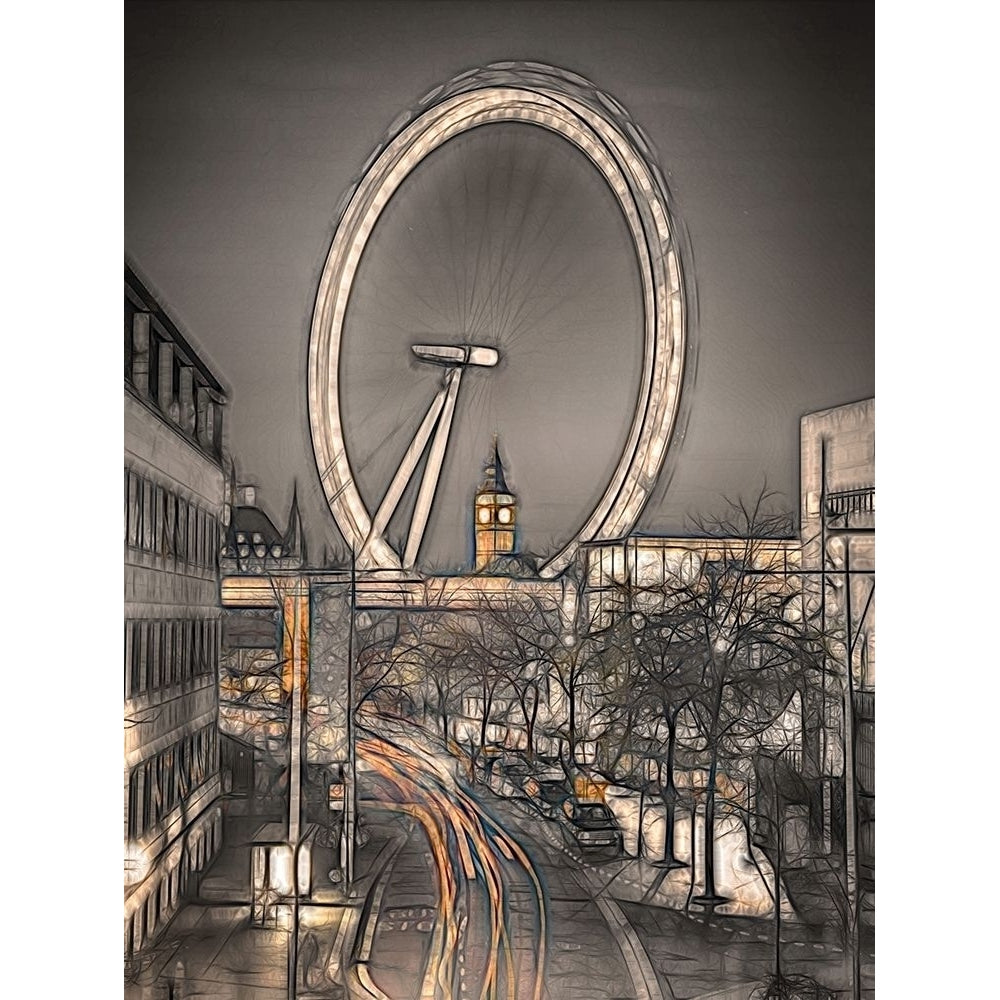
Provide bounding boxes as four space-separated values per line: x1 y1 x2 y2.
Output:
692 622 732 911
124 841 151 887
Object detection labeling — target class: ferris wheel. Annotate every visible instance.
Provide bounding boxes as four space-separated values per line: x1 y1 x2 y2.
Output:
308 63 689 578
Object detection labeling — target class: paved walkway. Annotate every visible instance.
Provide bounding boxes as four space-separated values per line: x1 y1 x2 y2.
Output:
125 810 400 1000
485 786 872 1000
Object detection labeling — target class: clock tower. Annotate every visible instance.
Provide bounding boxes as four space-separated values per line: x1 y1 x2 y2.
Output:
474 438 517 570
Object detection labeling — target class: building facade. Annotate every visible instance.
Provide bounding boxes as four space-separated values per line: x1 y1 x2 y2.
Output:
217 480 308 793
800 398 874 885
124 264 228 960
582 533 801 627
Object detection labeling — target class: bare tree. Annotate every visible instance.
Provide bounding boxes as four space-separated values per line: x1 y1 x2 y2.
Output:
661 490 826 908
542 596 619 772
439 612 509 772
475 590 566 761
354 607 467 742
354 610 422 716
615 609 706 867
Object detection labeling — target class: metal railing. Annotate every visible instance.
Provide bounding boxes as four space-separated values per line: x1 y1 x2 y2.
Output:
825 487 874 520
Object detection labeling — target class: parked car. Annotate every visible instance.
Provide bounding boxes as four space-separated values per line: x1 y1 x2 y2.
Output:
557 799 623 856
486 754 533 797
501 760 533 794
523 772 573 818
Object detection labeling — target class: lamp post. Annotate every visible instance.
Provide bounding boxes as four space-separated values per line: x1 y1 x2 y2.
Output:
825 528 867 1000
692 614 732 910
560 630 579 778
285 577 308 1000
340 552 358 892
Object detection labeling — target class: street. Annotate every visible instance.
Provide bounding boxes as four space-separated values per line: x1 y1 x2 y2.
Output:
126 720 868 1000
356 729 637 1000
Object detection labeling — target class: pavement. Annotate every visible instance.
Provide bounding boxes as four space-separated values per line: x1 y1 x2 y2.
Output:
475 783 873 1000
124 808 405 1000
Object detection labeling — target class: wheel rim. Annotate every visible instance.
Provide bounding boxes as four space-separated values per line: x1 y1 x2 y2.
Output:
308 63 687 577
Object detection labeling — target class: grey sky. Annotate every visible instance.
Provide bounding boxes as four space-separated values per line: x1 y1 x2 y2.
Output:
125 1 874 570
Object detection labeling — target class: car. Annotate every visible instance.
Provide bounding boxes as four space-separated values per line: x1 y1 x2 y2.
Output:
523 773 573 818
483 754 532 796
498 759 533 795
557 799 623 856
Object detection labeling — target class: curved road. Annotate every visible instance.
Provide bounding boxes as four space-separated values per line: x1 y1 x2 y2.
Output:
355 725 662 1000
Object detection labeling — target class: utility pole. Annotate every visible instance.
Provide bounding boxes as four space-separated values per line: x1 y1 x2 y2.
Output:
843 544 862 1000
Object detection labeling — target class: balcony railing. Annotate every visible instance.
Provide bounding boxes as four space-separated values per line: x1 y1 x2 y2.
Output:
825 487 874 521
854 689 875 722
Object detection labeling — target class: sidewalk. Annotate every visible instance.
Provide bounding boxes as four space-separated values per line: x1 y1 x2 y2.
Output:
125 806 403 1000
492 787 871 1000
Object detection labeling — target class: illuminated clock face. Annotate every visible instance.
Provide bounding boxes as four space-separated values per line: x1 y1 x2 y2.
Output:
477 507 491 524
497 506 513 524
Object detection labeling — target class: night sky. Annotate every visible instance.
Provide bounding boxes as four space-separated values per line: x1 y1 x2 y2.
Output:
125 1 874 570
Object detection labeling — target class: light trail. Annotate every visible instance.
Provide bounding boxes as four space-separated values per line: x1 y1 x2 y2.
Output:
357 732 547 1000
367 719 548 1000
358 737 504 1000
359 760 460 997
371 732 510 998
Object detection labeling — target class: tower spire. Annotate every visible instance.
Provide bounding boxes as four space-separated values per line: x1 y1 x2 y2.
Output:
492 435 508 493
283 481 307 563
482 435 509 493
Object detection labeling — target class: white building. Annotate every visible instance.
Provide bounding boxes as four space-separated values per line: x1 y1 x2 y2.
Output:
800 397 875 689
124 263 228 960
800 398 874 885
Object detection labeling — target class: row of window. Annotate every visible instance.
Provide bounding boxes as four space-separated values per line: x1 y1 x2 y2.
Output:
125 815 221 958
125 618 220 699
125 295 136 379
127 725 218 840
125 466 219 570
